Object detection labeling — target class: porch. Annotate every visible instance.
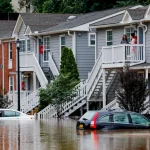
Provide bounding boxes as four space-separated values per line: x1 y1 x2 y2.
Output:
102 44 145 68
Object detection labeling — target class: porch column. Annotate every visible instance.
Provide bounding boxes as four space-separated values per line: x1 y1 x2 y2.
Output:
145 68 148 81
80 106 83 116
86 100 89 112
33 72 36 91
103 69 106 107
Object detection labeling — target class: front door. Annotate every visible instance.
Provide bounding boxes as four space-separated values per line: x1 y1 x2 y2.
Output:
138 27 144 44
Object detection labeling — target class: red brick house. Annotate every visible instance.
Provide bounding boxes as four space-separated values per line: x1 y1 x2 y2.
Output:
0 21 17 98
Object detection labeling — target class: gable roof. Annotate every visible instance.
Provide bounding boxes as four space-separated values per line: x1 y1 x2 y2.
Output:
0 21 16 39
127 8 147 20
90 6 148 28
91 14 124 26
38 6 135 34
20 13 80 32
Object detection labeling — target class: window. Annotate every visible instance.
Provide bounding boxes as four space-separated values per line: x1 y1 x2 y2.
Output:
124 27 134 42
106 30 113 46
98 115 110 122
27 39 30 52
89 33 96 46
20 40 26 52
113 113 129 123
9 43 12 60
79 111 97 121
130 113 149 125
43 37 50 61
60 35 65 53
9 76 14 93
4 110 20 117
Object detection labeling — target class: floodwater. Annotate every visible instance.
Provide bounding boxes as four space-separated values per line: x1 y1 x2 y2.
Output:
0 119 150 150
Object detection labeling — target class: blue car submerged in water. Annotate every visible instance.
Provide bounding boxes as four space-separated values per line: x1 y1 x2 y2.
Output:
76 109 150 130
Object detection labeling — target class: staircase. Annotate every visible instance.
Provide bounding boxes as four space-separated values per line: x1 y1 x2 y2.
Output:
8 52 59 114
38 80 87 118
42 67 54 83
38 52 117 118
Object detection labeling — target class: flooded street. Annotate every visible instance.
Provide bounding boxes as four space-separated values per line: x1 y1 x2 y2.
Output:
0 119 150 150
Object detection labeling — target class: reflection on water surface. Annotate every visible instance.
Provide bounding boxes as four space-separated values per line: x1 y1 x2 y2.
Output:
0 119 150 150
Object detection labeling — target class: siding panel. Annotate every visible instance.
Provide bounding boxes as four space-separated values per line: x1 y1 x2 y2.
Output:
76 31 95 79
97 27 124 57
146 23 150 63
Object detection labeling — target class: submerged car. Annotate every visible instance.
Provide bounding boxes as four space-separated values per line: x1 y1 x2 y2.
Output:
76 110 150 130
0 109 35 120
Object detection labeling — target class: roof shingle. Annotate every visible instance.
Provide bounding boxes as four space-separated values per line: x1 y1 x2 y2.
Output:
0 21 16 39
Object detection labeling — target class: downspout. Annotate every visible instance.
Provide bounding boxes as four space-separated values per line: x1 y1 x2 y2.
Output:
68 30 76 59
140 22 148 63
0 40 4 96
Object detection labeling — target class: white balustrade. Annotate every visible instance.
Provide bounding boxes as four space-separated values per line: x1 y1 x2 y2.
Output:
102 44 144 64
86 53 102 94
20 53 48 86
48 52 59 76
38 80 87 118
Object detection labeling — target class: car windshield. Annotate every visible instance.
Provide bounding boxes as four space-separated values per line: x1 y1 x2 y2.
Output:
79 111 97 121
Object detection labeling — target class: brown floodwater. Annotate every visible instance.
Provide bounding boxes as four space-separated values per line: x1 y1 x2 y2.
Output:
0 118 150 150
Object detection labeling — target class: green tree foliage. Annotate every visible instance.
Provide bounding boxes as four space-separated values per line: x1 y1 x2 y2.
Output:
116 66 149 113
60 47 80 81
39 74 78 117
30 0 117 13
0 0 13 13
0 95 11 108
114 0 150 7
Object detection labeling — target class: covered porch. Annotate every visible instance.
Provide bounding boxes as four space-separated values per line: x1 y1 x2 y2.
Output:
102 44 145 68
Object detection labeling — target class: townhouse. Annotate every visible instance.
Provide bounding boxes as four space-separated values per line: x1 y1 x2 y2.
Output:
0 21 17 98
3 4 149 117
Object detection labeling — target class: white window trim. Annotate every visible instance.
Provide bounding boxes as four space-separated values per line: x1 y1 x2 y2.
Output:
9 76 14 93
88 33 96 47
9 43 12 60
43 36 51 62
19 39 26 53
106 29 113 46
124 26 135 43
26 38 31 52
59 34 65 59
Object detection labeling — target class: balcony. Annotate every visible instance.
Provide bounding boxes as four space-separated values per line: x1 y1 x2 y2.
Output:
102 44 145 68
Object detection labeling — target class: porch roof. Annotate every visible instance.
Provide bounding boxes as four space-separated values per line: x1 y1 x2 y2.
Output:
90 6 148 28
127 8 147 20
90 14 124 26
0 21 16 39
131 63 150 69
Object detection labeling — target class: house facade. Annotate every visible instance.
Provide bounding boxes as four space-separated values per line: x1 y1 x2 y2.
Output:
0 21 17 100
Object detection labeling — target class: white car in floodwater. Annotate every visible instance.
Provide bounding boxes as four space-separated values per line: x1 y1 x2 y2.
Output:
0 109 35 120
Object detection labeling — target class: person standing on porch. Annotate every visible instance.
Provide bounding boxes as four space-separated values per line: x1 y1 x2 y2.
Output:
121 34 129 44
130 33 137 61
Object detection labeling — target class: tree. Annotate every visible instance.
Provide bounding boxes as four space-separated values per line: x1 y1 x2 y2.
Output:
0 0 13 13
116 66 149 113
39 73 78 117
60 47 80 81
114 0 150 7
0 95 11 108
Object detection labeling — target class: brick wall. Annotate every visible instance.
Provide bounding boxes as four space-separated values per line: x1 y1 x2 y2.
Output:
0 41 17 94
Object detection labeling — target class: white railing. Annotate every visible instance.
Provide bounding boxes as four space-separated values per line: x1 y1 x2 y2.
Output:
86 53 103 99
38 80 87 118
102 44 144 64
20 53 48 86
21 85 46 113
101 99 117 111
48 52 59 76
